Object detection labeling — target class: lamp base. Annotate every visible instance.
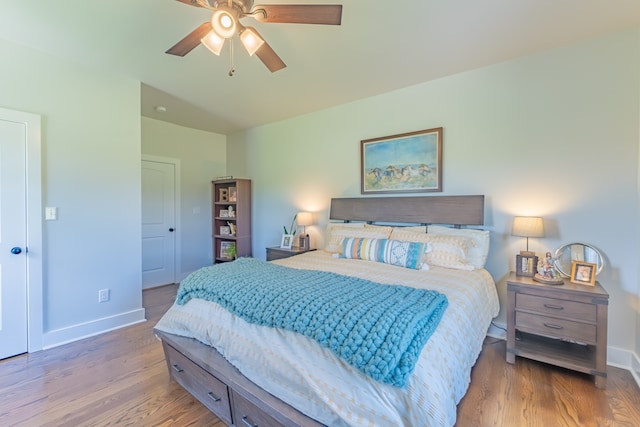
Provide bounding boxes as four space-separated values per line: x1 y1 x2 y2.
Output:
519 250 536 257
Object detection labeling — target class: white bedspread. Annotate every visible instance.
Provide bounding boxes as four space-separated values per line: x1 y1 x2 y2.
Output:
155 251 499 426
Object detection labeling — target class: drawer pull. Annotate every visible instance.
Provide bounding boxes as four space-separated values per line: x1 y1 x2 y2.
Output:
543 323 563 330
172 364 184 373
241 416 258 427
207 391 221 402
543 303 564 310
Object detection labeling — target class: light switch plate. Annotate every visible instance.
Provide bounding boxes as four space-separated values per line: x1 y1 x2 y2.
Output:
45 207 57 220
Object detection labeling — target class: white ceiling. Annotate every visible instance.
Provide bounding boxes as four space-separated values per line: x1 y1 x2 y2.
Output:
1 1 639 135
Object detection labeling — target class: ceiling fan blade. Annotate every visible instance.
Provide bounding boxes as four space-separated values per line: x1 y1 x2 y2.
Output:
251 4 342 25
255 39 287 72
175 0 204 7
166 22 212 56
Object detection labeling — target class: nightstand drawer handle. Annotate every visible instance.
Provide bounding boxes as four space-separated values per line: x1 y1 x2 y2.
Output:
543 303 564 310
207 391 221 402
543 323 563 330
172 364 184 373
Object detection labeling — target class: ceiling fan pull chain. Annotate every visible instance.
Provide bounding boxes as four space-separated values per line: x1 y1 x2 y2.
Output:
229 38 236 76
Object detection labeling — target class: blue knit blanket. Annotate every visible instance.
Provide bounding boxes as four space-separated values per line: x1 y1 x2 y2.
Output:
176 258 448 387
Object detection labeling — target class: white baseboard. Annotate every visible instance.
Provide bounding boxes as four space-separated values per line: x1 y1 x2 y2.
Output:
631 350 640 388
487 321 507 340
42 308 146 350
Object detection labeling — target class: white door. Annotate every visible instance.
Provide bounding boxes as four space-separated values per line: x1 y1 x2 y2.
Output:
142 160 176 289
0 117 28 359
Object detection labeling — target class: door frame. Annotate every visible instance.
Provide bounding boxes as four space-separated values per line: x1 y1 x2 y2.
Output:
141 155 181 285
0 107 43 353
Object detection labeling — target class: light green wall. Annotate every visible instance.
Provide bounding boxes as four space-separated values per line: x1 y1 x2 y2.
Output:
229 28 640 358
142 117 227 276
0 38 143 347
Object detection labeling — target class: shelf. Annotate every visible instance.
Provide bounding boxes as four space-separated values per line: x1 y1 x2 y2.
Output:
212 179 251 263
512 331 596 374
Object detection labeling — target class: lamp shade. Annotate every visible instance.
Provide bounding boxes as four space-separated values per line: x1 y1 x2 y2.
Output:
239 26 265 56
512 216 544 257
512 216 544 238
201 31 225 55
511 216 544 237
297 212 313 227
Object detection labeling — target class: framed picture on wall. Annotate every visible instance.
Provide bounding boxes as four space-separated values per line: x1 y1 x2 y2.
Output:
361 127 443 194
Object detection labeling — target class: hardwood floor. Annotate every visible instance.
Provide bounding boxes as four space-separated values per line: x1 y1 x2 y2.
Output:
1 284 639 427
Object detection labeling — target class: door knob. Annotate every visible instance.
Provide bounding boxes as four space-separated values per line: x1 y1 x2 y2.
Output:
169 228 175 232
11 247 22 255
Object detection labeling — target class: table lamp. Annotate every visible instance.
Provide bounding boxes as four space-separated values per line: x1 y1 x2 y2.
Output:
512 216 544 276
297 212 313 250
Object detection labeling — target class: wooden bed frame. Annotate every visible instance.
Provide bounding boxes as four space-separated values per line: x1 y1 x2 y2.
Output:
155 195 485 427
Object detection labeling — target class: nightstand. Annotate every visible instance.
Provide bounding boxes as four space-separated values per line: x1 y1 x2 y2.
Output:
266 246 315 261
506 272 609 388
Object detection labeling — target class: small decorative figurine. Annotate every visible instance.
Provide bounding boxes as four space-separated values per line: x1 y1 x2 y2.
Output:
227 221 237 236
533 251 563 285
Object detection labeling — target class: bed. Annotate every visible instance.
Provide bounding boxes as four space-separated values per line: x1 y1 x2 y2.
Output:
154 195 499 427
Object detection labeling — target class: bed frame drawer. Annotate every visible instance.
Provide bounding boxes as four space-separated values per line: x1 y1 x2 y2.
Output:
163 342 233 425
231 390 282 427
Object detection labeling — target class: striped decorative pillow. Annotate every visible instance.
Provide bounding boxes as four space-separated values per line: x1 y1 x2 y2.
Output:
324 225 392 253
339 238 428 270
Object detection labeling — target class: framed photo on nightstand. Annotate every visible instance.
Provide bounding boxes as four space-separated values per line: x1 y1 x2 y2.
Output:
516 254 538 277
280 234 294 249
571 261 597 286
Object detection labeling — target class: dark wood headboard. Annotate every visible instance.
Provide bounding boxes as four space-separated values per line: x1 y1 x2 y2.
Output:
329 195 484 226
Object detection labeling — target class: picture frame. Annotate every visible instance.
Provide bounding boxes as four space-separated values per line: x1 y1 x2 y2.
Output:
219 209 229 218
516 254 538 277
219 225 231 235
220 241 236 259
361 127 443 194
228 187 237 202
570 261 597 286
280 234 294 249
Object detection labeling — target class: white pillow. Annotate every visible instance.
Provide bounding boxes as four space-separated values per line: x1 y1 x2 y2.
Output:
428 225 490 269
324 224 392 253
390 228 475 271
423 234 474 271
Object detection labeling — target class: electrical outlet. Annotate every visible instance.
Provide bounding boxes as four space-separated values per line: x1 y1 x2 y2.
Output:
98 289 110 303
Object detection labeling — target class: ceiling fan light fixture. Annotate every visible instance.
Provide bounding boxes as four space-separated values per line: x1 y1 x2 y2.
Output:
201 30 225 55
211 9 237 39
239 26 265 56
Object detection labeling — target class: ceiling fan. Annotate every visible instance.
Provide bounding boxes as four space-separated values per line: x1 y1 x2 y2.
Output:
166 0 343 74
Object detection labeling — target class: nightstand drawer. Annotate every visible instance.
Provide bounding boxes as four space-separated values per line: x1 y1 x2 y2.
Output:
516 311 597 344
516 293 596 322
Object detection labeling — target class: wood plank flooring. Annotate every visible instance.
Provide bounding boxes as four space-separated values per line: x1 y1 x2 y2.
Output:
1 284 638 426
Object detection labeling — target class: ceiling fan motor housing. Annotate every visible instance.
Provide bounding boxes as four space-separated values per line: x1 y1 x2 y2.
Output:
210 0 254 15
